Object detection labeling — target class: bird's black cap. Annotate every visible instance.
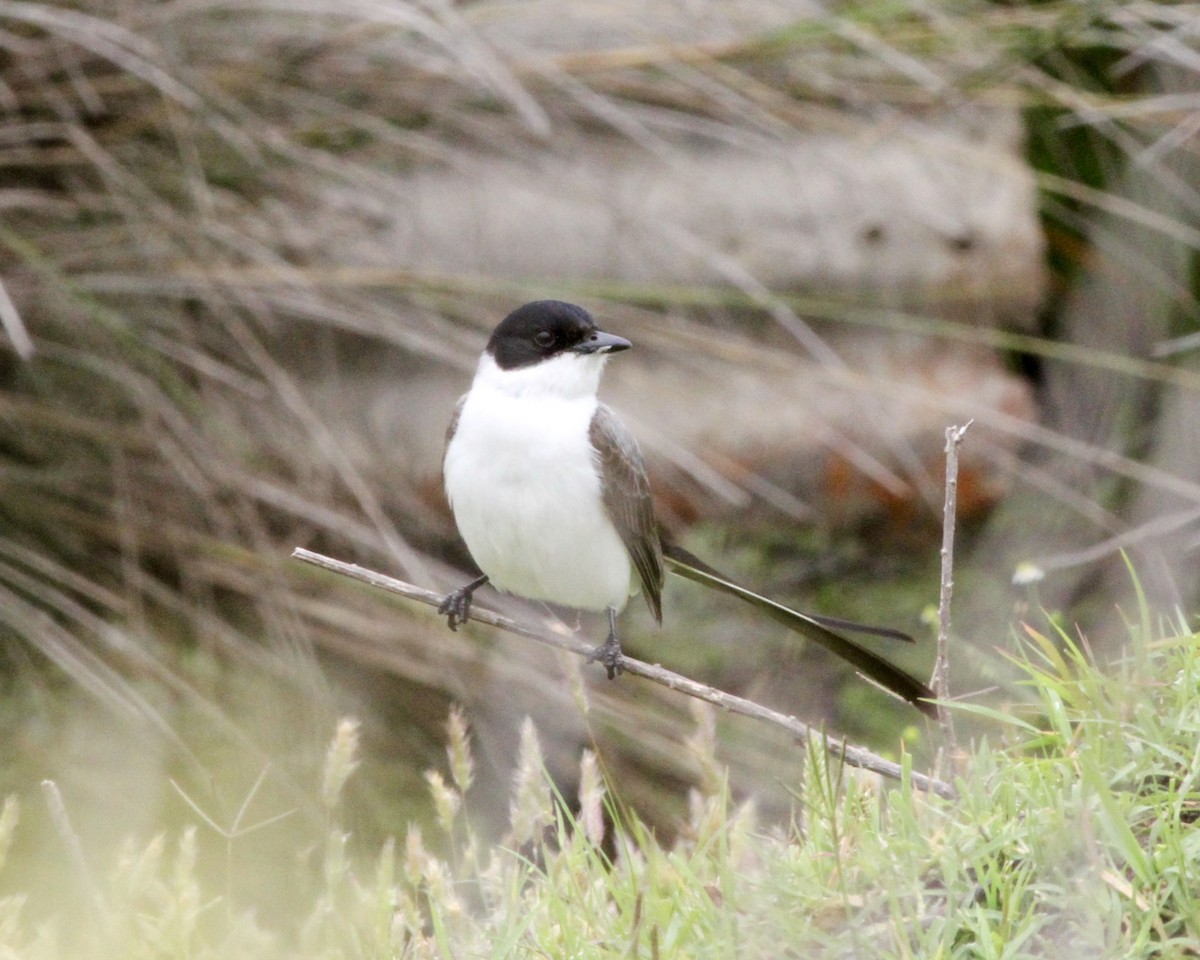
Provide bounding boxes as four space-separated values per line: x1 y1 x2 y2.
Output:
487 300 631 370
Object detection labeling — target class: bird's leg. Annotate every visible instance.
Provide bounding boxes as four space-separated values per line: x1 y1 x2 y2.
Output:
437 574 489 631
586 607 625 680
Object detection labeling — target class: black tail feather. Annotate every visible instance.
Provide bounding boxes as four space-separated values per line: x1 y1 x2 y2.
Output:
661 542 936 718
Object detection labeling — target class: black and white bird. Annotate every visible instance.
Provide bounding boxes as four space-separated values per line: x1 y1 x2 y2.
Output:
439 300 935 716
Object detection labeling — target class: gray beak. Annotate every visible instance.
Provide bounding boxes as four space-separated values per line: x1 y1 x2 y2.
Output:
573 330 632 355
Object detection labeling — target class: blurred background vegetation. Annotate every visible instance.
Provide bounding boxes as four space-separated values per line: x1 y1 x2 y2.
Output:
0 0 1197 939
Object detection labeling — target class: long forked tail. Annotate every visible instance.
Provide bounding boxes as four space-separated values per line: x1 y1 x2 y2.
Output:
662 542 936 718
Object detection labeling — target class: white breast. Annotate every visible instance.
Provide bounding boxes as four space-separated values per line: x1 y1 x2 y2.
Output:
443 354 634 612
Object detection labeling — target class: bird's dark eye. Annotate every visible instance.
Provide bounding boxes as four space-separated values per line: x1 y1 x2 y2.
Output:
533 331 555 349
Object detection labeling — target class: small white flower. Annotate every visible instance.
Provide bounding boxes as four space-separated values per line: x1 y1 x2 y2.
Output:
1012 562 1045 586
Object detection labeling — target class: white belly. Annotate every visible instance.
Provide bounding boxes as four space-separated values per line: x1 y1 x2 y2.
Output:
443 390 634 612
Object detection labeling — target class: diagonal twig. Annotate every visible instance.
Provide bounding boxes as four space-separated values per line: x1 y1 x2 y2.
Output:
291 547 957 801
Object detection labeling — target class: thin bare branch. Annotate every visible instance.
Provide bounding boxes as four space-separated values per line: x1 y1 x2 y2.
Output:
932 421 972 757
291 546 957 801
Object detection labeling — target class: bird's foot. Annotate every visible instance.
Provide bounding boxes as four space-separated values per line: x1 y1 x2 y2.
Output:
437 575 488 631
586 634 625 680
437 589 471 631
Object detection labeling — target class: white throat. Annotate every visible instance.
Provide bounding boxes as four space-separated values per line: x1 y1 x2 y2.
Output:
473 350 608 401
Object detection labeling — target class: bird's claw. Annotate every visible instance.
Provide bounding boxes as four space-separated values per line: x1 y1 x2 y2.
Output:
437 588 473 631
586 635 625 680
437 575 489 631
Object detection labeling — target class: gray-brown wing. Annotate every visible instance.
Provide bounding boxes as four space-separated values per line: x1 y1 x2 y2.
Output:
589 404 663 623
443 395 466 465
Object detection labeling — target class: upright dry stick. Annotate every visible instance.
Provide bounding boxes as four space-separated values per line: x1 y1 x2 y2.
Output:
292 547 956 800
932 421 972 757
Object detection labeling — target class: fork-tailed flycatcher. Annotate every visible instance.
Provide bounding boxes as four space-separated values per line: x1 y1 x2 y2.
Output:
439 300 935 716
